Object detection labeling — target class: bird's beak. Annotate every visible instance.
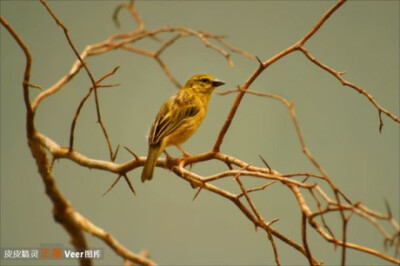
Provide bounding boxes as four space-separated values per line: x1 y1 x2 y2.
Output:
212 79 225 87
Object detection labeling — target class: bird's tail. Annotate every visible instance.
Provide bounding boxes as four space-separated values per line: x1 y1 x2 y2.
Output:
141 144 161 182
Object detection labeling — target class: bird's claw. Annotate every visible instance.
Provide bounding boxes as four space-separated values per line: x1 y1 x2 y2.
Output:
178 152 190 167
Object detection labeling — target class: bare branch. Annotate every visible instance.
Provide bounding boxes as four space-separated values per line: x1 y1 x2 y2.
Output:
298 0 346 46
69 66 120 151
0 16 34 134
113 0 144 31
41 0 116 160
298 45 400 129
302 213 314 266
72 211 155 265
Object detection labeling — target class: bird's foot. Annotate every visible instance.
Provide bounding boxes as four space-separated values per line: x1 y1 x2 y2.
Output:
175 145 193 169
163 150 174 166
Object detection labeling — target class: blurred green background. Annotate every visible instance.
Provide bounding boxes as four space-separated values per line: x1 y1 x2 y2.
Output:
1 1 399 265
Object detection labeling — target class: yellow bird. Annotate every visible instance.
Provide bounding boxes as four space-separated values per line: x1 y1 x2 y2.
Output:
141 74 225 182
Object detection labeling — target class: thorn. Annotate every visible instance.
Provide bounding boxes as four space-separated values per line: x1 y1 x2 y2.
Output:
97 83 121 89
24 81 43 90
103 175 122 196
123 174 136 196
192 187 203 201
302 175 310 183
255 56 263 66
384 198 392 219
49 157 56 172
266 217 280 227
258 155 271 172
112 144 120 161
378 110 384 133
112 65 121 73
124 146 139 160
224 161 233 170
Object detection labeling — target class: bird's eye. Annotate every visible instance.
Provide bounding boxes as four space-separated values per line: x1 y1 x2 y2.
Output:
200 78 210 83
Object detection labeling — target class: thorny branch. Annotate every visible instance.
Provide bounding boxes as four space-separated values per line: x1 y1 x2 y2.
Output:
1 0 399 265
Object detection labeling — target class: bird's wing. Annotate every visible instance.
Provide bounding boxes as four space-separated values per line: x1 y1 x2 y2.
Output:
149 98 200 145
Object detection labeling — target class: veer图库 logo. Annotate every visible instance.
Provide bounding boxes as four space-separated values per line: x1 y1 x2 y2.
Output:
1 244 103 260
63 249 102 259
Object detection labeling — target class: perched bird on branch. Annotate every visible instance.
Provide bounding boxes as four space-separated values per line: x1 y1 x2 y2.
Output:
141 74 225 182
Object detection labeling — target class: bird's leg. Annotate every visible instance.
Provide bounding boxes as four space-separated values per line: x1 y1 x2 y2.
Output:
175 145 193 169
176 144 191 157
163 149 173 163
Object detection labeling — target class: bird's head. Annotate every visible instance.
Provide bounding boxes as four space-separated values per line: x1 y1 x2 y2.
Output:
184 74 225 95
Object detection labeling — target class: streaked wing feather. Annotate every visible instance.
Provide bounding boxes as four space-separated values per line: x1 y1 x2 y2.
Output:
150 104 200 144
